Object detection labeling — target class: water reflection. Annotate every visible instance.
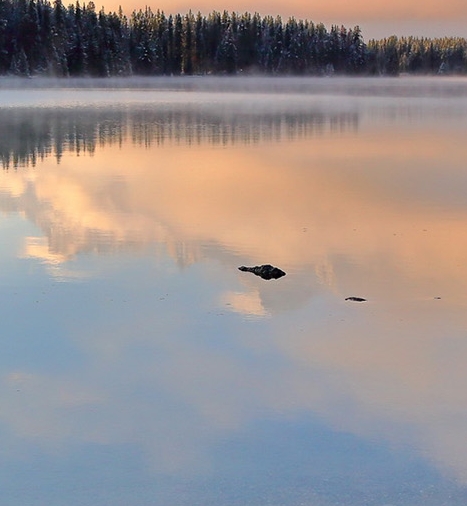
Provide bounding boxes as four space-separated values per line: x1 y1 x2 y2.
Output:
0 105 358 169
2 81 467 504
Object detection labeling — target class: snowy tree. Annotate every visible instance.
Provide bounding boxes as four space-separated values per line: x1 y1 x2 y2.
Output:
0 1 465 77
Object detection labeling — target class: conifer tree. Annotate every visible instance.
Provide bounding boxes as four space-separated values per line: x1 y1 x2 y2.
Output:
0 1 466 77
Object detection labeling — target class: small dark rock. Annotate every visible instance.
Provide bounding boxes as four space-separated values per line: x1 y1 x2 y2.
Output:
238 264 286 280
345 296 367 302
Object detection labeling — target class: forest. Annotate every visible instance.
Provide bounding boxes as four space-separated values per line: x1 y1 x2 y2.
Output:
0 0 466 77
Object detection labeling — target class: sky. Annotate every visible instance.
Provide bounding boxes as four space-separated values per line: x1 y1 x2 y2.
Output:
99 0 467 40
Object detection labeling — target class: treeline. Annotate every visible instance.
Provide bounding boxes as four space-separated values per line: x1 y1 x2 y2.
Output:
0 0 466 77
368 36 467 75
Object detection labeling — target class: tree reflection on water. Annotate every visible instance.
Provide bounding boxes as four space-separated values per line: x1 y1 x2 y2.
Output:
0 105 358 169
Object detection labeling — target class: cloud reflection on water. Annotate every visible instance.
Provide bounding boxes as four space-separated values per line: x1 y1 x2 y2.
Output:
1 85 467 503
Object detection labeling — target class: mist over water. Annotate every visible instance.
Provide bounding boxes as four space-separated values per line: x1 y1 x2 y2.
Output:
2 75 466 169
1 77 467 505
2 75 467 94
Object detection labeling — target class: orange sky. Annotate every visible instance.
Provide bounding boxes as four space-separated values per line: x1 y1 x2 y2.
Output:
100 0 467 39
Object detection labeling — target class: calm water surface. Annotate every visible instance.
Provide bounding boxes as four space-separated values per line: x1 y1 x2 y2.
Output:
1 77 467 505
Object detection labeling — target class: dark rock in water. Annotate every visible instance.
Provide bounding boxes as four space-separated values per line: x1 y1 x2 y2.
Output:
345 296 367 302
238 264 286 280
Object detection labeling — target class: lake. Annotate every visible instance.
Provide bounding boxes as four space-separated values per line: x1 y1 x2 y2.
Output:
1 76 467 505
